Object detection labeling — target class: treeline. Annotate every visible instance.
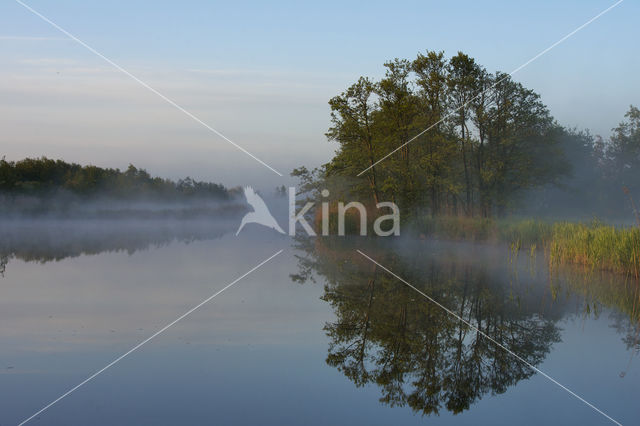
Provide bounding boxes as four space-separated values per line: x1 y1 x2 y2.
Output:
527 106 640 219
312 50 639 219
0 157 229 200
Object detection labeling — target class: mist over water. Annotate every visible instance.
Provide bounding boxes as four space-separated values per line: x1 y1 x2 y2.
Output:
0 223 637 425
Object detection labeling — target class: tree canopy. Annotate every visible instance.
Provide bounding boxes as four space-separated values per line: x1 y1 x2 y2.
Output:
313 50 639 220
323 51 569 217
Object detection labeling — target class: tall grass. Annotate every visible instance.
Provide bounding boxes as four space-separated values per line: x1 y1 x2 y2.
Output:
413 216 640 278
498 219 553 247
549 222 640 278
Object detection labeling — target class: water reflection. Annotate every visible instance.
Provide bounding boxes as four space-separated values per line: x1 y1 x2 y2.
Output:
0 219 236 276
292 237 640 416
554 267 640 355
1 223 638 423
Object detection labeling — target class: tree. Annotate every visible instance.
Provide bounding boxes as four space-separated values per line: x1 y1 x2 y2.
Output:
479 74 567 215
609 105 640 191
413 51 459 215
327 77 381 204
374 59 421 207
447 52 483 215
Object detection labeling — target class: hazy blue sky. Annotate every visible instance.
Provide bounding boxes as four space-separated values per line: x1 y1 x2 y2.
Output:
1 0 638 188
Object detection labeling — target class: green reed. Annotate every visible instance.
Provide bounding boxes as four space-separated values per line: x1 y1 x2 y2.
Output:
414 216 640 277
549 222 640 277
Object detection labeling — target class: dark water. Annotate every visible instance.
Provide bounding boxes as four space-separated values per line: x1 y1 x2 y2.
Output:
0 222 638 425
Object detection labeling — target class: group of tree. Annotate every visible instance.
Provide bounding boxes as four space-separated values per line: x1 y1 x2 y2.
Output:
0 157 230 201
313 50 640 220
527 106 640 219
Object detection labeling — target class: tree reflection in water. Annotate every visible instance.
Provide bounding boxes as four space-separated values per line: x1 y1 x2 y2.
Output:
292 237 639 416
0 219 235 275
0 254 7 277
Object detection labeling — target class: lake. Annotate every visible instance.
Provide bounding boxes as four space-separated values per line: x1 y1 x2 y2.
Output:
0 221 638 425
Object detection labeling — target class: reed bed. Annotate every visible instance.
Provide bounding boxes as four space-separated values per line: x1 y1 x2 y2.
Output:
413 216 640 278
549 222 640 278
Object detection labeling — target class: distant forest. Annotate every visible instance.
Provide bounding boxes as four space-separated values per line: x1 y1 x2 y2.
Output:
0 157 230 200
299 50 640 220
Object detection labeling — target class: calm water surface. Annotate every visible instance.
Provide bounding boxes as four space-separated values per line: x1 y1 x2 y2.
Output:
0 221 638 425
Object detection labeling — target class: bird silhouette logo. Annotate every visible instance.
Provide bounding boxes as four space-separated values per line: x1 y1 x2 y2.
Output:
236 186 286 235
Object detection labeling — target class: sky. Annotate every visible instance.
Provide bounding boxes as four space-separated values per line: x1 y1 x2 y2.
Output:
1 0 638 189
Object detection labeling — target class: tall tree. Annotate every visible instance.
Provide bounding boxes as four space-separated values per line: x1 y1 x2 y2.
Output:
413 51 458 215
375 59 420 208
327 77 381 204
447 53 483 215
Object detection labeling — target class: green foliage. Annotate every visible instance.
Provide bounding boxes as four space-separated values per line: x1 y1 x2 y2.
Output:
321 50 569 217
549 222 640 277
0 157 229 200
311 47 640 220
411 215 640 277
